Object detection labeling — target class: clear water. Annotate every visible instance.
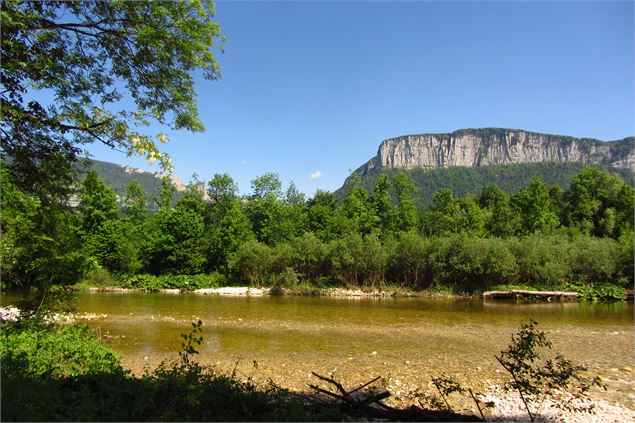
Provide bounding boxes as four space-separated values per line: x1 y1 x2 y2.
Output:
4 292 634 406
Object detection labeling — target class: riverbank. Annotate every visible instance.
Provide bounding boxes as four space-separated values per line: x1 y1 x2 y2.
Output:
114 344 634 422
86 285 635 302
7 284 630 302
84 285 475 299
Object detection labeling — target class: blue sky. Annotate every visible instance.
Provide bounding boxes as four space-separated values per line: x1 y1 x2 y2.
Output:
86 0 635 196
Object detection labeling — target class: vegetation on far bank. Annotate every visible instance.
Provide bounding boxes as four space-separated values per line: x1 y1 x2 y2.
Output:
2 166 633 301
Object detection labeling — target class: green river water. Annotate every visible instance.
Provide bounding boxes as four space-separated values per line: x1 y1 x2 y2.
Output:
5 292 635 408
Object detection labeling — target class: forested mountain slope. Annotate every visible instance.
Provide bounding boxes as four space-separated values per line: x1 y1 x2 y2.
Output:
77 159 186 204
337 162 634 206
338 128 634 204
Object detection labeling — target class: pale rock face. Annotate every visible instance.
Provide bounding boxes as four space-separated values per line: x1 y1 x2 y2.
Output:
158 173 186 192
375 130 633 171
122 165 187 191
611 154 635 170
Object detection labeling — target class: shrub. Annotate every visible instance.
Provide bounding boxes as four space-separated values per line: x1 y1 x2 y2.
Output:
329 233 388 287
389 231 431 289
508 236 569 288
566 282 626 301
229 240 274 286
81 260 121 288
290 233 330 280
496 319 605 421
271 243 294 275
0 322 122 378
118 273 226 291
427 236 518 292
566 236 622 284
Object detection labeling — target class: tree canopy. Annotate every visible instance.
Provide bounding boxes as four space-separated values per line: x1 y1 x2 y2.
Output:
1 0 223 194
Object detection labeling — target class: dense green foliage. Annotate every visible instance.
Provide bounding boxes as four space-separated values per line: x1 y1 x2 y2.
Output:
2 166 632 295
118 273 226 292
0 169 88 291
1 321 121 378
0 0 221 297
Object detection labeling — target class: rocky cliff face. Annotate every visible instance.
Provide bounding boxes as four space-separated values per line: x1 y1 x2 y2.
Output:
356 128 634 175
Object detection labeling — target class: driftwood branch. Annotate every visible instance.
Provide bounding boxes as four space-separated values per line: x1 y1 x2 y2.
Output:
307 371 482 422
348 375 382 395
306 384 347 402
310 371 350 398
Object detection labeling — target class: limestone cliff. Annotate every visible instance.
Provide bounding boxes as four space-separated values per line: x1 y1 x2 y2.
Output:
355 128 634 176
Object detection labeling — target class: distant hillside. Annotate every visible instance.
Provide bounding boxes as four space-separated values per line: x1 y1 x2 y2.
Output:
77 159 186 206
337 128 634 205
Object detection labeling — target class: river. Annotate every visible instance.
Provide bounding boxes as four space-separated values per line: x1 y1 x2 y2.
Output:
4 292 635 411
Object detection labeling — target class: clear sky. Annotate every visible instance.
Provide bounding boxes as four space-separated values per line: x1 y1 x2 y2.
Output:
86 0 635 196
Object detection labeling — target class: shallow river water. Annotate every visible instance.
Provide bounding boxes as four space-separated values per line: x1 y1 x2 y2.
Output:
63 292 635 410
5 292 634 411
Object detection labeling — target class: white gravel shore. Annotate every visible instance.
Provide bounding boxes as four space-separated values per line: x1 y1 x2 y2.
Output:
192 287 270 295
86 286 420 297
483 390 635 422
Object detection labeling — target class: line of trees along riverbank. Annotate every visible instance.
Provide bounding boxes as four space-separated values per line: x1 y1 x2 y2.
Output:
1 166 633 295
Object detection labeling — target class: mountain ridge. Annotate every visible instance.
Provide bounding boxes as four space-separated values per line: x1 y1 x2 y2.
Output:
353 128 634 177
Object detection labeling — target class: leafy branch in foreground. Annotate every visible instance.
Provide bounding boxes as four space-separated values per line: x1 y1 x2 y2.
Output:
495 319 606 421
407 320 607 421
178 319 203 367
2 0 224 197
